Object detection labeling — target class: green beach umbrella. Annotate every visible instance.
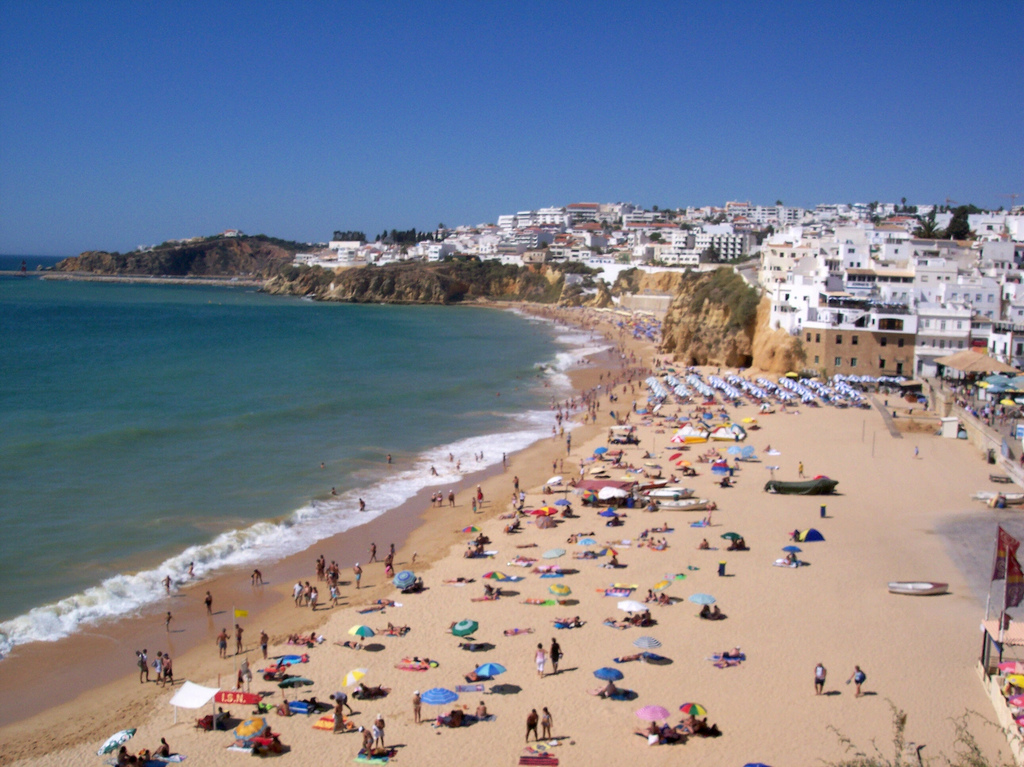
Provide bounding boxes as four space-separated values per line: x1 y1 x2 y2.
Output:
452 619 479 637
549 583 571 596
97 729 136 755
348 625 375 638
721 532 741 541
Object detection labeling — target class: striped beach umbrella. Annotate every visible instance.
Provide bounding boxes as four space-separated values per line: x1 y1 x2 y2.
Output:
452 620 479 637
593 667 624 681
679 702 707 716
420 687 459 706
462 526 480 533
97 729 136 755
393 570 416 589
633 636 661 649
343 668 368 687
548 583 571 596
348 625 375 638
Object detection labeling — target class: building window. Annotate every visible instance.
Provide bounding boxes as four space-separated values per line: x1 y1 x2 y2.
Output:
940 321 946 330
897 338 904 348
852 335 859 345
880 337 887 347
958 341 964 348
850 357 858 367
815 333 820 343
806 332 811 342
939 340 946 349
814 355 819 364
836 335 842 344
834 357 842 367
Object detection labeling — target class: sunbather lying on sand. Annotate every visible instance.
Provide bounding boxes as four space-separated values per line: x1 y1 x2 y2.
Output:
503 628 534 636
337 640 363 650
574 551 598 559
603 617 630 629
443 577 472 584
381 623 409 636
552 616 583 627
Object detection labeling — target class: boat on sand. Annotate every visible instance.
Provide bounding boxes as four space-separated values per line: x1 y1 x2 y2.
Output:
887 581 948 596
643 486 695 500
657 498 712 511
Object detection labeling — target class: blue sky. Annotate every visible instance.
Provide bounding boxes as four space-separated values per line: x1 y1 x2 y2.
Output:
1 1 1021 255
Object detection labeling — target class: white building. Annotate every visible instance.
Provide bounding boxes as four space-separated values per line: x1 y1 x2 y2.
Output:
914 302 973 376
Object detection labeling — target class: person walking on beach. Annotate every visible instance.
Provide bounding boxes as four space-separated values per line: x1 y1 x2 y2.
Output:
550 638 562 675
216 629 228 658
251 568 263 585
354 562 362 589
204 591 213 615
330 691 355 716
293 581 302 606
165 611 172 633
369 543 377 563
814 662 826 695
847 665 866 697
526 708 539 742
260 630 269 659
234 624 244 655
412 690 422 723
373 713 386 749
798 461 805 478
541 707 553 739
535 643 547 677
448 490 455 507
137 649 149 683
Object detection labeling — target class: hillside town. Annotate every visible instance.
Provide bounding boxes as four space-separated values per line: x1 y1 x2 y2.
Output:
293 200 1024 379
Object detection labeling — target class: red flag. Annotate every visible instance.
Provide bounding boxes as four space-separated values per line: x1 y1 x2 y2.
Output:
994 526 1021 581
1007 553 1024 609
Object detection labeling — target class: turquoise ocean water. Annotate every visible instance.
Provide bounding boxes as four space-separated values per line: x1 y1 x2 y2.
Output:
0 268 601 654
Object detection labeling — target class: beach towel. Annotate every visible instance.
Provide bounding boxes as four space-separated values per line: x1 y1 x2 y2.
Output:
519 758 559 767
539 573 564 578
226 746 253 753
354 748 397 764
709 652 746 662
470 596 499 602
455 684 484 693
603 588 632 597
602 620 627 630
287 700 312 715
523 599 558 606
609 688 636 700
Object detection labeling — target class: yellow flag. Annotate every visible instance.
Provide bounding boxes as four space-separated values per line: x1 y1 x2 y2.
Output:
234 609 248 618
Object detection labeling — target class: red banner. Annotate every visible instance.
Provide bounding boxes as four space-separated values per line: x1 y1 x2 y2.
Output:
1007 554 1024 610
994 526 1021 581
214 690 261 705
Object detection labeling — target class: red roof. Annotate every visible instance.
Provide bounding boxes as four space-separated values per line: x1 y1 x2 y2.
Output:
567 203 600 209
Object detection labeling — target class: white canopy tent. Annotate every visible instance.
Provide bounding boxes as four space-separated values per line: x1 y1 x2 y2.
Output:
169 680 219 724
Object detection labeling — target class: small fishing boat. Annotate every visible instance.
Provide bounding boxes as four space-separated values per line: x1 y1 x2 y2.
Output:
972 491 1024 506
636 479 669 492
643 486 695 500
887 581 948 596
657 498 712 512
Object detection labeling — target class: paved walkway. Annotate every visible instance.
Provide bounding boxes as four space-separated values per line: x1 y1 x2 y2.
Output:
868 394 903 439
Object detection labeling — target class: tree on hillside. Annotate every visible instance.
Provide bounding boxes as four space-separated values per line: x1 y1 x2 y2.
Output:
914 209 940 239
944 206 973 240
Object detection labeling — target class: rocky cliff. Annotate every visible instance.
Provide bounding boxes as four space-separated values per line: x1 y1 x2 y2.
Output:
55 236 299 278
655 267 804 372
263 260 575 305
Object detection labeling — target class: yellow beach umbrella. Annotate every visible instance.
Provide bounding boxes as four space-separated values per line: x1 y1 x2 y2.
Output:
344 668 368 687
977 381 990 388
549 583 571 596
652 580 671 591
1002 398 1016 406
348 625 375 638
1007 674 1024 687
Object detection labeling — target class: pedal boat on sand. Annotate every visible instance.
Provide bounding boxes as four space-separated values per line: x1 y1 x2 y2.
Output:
887 581 948 596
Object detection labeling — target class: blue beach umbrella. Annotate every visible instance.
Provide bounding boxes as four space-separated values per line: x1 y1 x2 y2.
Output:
393 570 416 589
594 447 609 455
593 667 624 681
474 663 506 678
688 593 716 605
420 687 459 706
554 499 570 506
782 546 802 553
578 538 597 546
598 509 619 518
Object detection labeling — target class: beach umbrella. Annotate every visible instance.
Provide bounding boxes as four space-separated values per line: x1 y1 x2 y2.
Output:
1007 674 1024 687
727 446 743 455
679 703 707 716
542 548 566 559
483 571 512 581
452 619 479 637
669 452 683 460
1008 694 1024 707
785 372 799 378
348 625 375 638
688 593 715 605
97 729 136 755
599 487 629 500
535 515 556 530
474 662 506 678
798 528 825 542
635 705 670 721
782 545 802 553
579 537 597 546
553 499 570 506
582 491 598 502
343 668 368 687
678 460 691 467
1000 662 1024 674
420 687 459 706
721 532 741 541
594 446 609 455
652 580 671 592
547 476 563 485
593 667 624 681
617 600 646 613
549 583 571 596
530 507 558 516
741 417 756 423
462 525 480 533
232 717 267 741
1002 399 1017 406
598 509 619 518
644 463 662 469
633 636 662 649
393 570 417 590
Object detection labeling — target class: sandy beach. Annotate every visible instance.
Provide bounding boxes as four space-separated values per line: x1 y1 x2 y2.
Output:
2 306 1014 767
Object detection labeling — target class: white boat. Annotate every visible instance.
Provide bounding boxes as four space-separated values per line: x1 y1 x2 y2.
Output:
887 581 948 596
657 498 711 511
643 486 695 500
636 479 669 492
972 491 1024 505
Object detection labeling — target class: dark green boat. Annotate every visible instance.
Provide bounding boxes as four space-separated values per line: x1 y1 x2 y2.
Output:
763 478 838 495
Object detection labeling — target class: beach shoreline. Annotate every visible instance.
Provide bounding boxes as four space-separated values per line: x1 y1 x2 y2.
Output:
3 306 1014 767
0 304 641 760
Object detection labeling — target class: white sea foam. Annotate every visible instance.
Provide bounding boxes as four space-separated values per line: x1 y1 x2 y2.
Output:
0 313 602 656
